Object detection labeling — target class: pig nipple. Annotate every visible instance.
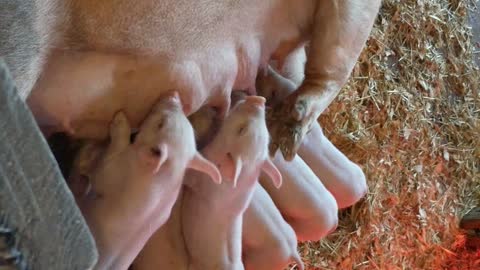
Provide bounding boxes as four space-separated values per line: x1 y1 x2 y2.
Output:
161 90 181 106
244 96 266 108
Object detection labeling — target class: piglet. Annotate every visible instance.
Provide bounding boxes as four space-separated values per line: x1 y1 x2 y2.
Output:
70 91 221 270
130 105 222 270
260 153 338 241
132 190 189 270
257 65 368 209
242 182 304 270
182 95 282 270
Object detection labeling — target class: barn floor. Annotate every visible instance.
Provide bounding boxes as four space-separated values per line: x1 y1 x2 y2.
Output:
300 0 480 269
470 1 480 66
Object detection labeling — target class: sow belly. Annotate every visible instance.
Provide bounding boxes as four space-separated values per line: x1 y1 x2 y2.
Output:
28 45 247 139
27 0 309 139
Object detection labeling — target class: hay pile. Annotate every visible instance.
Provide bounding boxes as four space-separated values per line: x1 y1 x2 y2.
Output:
301 0 480 269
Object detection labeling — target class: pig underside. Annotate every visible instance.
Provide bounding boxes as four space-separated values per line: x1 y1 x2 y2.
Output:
183 168 261 270
28 0 313 139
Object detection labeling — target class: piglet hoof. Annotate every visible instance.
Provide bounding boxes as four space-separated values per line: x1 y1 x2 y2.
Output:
266 94 315 161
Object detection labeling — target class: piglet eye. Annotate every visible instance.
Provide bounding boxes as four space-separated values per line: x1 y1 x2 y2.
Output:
150 146 162 157
237 125 247 136
157 119 165 130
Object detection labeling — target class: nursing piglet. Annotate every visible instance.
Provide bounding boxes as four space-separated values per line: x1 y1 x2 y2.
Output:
242 182 304 270
71 91 221 270
182 96 282 270
132 191 188 270
258 66 368 209
131 105 224 270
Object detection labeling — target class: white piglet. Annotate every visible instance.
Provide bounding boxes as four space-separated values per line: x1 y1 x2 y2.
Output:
182 95 282 270
260 153 339 242
132 190 189 270
242 182 304 270
70 91 221 270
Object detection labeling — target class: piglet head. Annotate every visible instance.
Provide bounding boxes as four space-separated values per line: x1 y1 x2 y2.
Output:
136 143 169 174
135 91 221 183
217 153 282 189
211 95 282 188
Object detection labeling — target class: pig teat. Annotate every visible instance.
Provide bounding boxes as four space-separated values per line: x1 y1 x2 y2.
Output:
150 90 183 114
244 96 266 108
163 90 180 104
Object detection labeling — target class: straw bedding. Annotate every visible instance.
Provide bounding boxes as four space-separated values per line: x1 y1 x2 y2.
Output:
299 0 480 269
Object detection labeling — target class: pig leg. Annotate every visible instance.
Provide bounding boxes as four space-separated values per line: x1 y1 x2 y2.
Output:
267 0 381 160
260 153 338 242
258 65 368 208
242 183 304 270
272 45 306 87
132 191 189 270
78 113 135 270
298 126 367 209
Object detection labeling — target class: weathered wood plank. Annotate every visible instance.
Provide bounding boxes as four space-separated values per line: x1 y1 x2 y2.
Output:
0 59 97 270
460 207 480 230
469 0 480 66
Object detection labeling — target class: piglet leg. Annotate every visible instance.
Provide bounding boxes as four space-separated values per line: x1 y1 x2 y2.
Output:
260 153 338 242
298 126 367 209
132 191 189 270
242 182 304 270
258 61 368 209
267 0 381 160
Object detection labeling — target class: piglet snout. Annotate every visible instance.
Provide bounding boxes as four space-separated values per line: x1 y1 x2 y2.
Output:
244 96 266 108
165 90 180 104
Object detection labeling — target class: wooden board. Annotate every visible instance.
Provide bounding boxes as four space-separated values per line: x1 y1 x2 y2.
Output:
460 207 480 230
469 0 480 66
0 59 98 270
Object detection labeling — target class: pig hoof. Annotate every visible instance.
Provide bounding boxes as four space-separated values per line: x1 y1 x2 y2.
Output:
266 109 303 161
266 97 314 161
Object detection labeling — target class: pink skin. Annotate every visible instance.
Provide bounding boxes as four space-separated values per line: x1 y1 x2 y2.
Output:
271 45 307 87
70 91 221 270
260 153 339 242
187 105 220 150
242 182 304 270
132 191 189 270
25 0 380 157
298 126 368 208
258 65 368 209
182 96 282 270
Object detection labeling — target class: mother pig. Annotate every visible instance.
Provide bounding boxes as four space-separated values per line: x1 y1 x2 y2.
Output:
25 0 380 158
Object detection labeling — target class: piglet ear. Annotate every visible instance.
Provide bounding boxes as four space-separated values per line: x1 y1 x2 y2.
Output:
216 153 242 187
261 159 282 188
189 152 222 184
231 155 242 188
138 143 168 174
68 173 92 198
